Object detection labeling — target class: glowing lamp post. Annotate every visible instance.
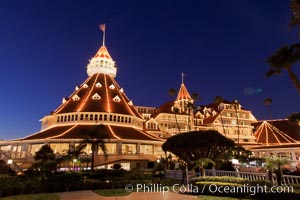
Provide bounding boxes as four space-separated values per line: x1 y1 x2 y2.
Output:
73 159 77 171
7 159 13 165
7 159 13 174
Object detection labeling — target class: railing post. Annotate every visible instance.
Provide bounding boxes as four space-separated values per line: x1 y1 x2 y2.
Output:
212 167 216 176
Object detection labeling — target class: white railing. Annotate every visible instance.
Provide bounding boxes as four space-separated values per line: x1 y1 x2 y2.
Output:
165 169 300 185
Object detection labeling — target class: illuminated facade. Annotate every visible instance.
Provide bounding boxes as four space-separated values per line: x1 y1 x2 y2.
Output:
0 40 165 170
1 31 300 171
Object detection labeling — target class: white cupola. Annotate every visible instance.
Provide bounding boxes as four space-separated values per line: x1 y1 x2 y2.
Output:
86 24 117 77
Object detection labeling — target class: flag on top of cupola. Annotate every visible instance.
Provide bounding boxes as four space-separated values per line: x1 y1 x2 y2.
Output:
87 24 117 77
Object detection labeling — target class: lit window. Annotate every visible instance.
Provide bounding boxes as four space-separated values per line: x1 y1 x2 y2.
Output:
109 84 115 89
92 93 101 100
83 83 88 88
72 94 80 101
128 100 133 106
95 82 102 88
113 95 121 102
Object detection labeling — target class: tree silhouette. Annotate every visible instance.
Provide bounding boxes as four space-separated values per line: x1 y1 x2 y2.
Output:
80 125 108 171
265 156 291 186
232 100 241 147
214 96 226 136
288 112 300 123
266 44 300 96
33 144 56 180
264 97 273 120
162 130 243 168
169 88 181 133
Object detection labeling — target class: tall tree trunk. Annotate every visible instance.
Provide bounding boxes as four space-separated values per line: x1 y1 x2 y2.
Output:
268 169 273 183
91 150 95 172
201 161 206 177
220 110 226 136
175 113 181 133
276 167 283 186
286 67 300 96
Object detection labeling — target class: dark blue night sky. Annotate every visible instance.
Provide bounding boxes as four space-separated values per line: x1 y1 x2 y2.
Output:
0 0 299 139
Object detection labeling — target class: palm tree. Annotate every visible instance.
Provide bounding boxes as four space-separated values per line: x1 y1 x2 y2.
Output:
232 100 241 148
288 112 300 123
168 88 177 99
266 43 300 96
214 96 226 136
67 143 88 170
188 93 201 131
264 97 273 120
80 125 108 171
186 102 194 131
33 144 56 180
169 88 181 133
193 158 215 177
265 156 291 186
290 0 300 31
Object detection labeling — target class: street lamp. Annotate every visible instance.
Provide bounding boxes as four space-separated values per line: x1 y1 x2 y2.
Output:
73 159 77 171
7 159 13 165
7 159 13 174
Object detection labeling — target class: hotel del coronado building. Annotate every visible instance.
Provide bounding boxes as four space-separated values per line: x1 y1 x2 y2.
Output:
1 31 300 171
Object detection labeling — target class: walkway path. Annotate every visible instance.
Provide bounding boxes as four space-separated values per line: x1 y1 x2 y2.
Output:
58 190 198 200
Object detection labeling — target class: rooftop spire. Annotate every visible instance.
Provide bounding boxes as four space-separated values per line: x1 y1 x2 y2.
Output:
86 24 117 77
99 23 106 46
181 72 185 84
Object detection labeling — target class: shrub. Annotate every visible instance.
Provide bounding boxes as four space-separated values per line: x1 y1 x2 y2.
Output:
191 176 246 184
45 172 83 192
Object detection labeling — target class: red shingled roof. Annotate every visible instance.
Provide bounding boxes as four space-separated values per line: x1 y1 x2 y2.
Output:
94 45 112 59
253 120 299 145
176 83 191 101
22 124 163 141
54 73 142 118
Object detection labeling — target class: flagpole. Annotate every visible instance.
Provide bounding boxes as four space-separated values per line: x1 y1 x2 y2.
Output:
102 27 105 46
182 72 184 84
100 23 106 46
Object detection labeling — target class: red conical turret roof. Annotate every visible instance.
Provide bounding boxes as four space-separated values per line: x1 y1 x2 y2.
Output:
54 73 142 118
176 83 192 101
94 45 113 60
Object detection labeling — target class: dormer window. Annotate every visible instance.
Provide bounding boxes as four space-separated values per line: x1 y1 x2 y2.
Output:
83 83 88 88
92 93 101 100
62 97 68 104
95 82 102 88
72 94 80 101
128 100 133 106
109 84 115 89
113 95 121 102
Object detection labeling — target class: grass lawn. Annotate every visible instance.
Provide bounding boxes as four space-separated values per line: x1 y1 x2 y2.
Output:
0 193 60 200
198 195 248 200
93 189 132 196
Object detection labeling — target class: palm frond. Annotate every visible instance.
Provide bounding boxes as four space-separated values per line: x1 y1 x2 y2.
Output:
266 69 281 77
